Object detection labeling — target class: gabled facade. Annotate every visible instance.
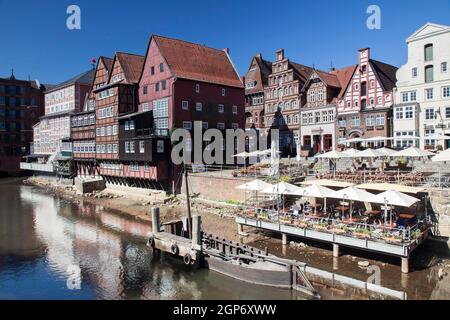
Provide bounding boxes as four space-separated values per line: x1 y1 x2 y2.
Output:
336 48 397 148
264 49 313 155
72 56 113 177
299 69 342 154
394 23 450 150
93 52 145 181
137 35 245 191
244 54 272 129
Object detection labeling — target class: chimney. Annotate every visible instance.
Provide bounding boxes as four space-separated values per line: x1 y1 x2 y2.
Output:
276 49 285 61
358 47 370 65
223 48 230 55
256 53 262 59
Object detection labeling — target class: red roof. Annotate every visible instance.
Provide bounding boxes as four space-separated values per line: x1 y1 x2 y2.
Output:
331 65 358 98
153 35 243 88
115 52 145 84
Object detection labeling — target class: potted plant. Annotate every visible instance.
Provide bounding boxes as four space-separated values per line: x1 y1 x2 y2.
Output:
331 225 348 235
396 157 407 169
382 234 403 244
313 222 328 232
294 220 309 229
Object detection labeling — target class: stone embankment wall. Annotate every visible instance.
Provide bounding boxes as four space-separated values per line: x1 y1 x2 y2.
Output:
429 188 450 238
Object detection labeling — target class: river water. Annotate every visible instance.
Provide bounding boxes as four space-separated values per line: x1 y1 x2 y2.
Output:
0 179 448 300
0 179 303 300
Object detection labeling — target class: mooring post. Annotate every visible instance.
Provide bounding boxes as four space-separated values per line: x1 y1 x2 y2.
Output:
332 244 340 258
401 257 409 274
151 207 160 233
282 233 288 245
238 223 244 234
192 215 201 247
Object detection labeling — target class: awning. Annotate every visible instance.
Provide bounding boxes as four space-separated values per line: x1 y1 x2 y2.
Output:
356 183 424 194
260 182 304 196
393 147 434 158
314 150 342 159
328 187 374 202
432 149 450 162
236 179 273 192
301 179 355 188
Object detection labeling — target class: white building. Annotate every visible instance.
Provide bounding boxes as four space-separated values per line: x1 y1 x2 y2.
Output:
394 22 450 150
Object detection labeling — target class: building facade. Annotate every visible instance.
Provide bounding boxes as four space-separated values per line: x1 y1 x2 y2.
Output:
299 69 346 155
264 49 313 155
0 72 46 175
394 23 450 150
138 35 245 190
244 54 272 130
71 57 112 177
336 48 397 148
93 52 145 183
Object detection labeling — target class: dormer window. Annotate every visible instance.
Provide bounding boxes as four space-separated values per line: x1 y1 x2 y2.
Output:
195 84 200 93
222 88 226 96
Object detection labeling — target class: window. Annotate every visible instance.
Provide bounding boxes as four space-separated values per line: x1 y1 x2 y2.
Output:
222 88 226 96
218 104 224 113
402 92 409 102
144 163 150 172
142 102 149 112
425 65 434 83
232 123 239 129
315 112 321 123
445 107 450 119
232 105 238 114
361 65 367 73
182 101 189 110
354 83 359 91
125 121 130 130
354 100 358 108
217 123 225 130
443 86 450 98
161 80 166 90
196 102 202 111
151 66 155 75
157 140 164 153
125 141 130 153
130 141 135 153
405 106 414 119
425 108 435 120
351 116 360 127
410 91 417 101
202 122 208 129
129 120 135 130
338 117 346 128
441 62 448 73
183 121 192 130
159 63 164 72
139 141 145 153
424 44 433 61
143 86 148 94
412 68 418 78
376 114 385 126
195 84 200 93
131 163 139 172
366 115 375 126
155 82 160 92
425 129 436 147
425 88 434 100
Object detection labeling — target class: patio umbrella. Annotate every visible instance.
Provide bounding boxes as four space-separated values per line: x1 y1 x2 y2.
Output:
377 147 397 157
295 184 334 214
314 150 342 159
368 190 420 225
261 182 304 212
328 187 375 220
392 147 434 158
357 148 383 158
340 148 360 158
432 148 450 162
236 179 273 207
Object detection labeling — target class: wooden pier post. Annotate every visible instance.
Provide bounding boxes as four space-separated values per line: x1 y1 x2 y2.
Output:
192 215 202 247
151 207 160 233
332 244 340 258
238 223 244 234
401 257 409 274
282 233 288 245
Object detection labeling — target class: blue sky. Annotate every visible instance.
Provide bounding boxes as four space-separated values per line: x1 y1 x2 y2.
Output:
1 0 449 85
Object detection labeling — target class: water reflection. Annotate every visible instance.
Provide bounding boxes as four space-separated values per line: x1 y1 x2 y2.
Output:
0 181 298 300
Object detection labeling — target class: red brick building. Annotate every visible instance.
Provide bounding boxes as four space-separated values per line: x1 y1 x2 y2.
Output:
243 54 272 129
0 72 46 175
93 52 145 181
72 56 113 177
138 35 245 190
